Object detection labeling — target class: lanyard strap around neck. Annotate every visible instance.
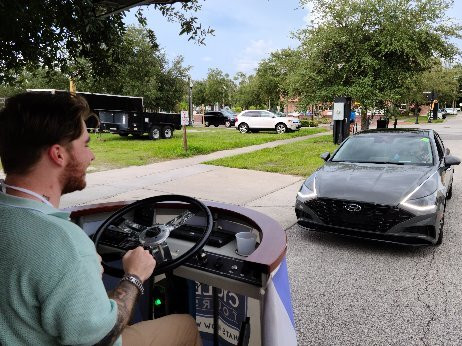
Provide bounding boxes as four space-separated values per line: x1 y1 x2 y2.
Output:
0 179 53 207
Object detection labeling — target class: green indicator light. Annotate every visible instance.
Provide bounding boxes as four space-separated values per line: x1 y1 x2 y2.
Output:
154 298 162 306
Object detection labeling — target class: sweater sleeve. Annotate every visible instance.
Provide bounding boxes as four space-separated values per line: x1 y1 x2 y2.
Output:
40 252 118 345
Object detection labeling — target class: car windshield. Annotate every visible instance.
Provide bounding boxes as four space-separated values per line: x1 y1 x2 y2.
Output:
222 109 235 117
331 134 434 165
270 110 286 117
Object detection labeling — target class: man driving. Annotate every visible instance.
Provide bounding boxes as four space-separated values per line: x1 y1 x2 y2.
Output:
0 92 201 345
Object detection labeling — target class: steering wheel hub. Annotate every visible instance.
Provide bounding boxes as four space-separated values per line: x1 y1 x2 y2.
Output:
140 225 170 247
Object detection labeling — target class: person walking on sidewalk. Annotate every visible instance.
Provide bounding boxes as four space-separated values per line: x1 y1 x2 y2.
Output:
0 92 201 346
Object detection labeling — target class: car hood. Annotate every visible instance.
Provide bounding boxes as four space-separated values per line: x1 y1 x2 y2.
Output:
287 117 299 121
314 162 435 205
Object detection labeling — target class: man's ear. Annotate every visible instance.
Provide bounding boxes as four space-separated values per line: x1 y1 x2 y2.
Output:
47 144 67 167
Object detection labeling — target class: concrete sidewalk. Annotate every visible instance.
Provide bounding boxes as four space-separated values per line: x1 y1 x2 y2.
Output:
60 130 330 230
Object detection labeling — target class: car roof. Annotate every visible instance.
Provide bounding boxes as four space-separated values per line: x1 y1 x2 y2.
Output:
357 128 433 137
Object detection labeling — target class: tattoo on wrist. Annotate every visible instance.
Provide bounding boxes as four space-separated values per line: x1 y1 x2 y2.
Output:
95 280 139 345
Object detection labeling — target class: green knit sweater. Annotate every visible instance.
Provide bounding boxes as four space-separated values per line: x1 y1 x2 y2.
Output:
0 193 120 345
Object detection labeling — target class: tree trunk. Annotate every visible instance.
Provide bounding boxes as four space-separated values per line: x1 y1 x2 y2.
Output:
361 108 369 130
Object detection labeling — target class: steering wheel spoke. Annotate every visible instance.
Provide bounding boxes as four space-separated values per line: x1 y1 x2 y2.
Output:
148 242 173 264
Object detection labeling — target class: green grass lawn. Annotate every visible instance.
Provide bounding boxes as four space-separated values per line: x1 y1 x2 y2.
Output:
205 134 338 177
398 115 429 123
398 114 451 124
85 127 326 172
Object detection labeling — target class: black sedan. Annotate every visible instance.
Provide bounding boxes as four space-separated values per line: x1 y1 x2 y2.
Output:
295 129 460 245
204 110 236 127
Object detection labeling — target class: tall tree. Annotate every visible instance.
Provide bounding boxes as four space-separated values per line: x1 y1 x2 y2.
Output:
204 68 235 107
255 48 300 110
232 72 265 110
74 25 189 111
296 0 462 128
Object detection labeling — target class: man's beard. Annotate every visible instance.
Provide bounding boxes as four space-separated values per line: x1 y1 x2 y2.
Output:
60 153 87 195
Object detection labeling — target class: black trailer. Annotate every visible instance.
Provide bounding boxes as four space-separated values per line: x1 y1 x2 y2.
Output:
101 111 181 140
26 89 181 140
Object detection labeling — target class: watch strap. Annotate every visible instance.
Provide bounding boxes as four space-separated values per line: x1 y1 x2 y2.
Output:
121 274 144 295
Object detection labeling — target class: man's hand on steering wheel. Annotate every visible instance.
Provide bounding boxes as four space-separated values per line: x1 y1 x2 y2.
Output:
123 247 156 282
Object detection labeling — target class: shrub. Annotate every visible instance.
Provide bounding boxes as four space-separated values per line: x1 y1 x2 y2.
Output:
317 117 332 124
301 119 319 127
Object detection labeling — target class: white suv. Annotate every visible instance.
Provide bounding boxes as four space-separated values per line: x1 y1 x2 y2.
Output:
235 110 301 134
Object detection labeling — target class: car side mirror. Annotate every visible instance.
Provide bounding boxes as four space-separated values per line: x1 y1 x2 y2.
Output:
444 155 461 167
320 152 330 161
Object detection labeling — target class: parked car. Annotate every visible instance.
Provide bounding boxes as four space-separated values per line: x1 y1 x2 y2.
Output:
445 107 460 115
437 108 447 119
295 129 460 245
288 112 302 117
235 110 301 134
204 110 236 127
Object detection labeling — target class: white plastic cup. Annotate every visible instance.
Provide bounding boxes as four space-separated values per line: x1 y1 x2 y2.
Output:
235 232 257 256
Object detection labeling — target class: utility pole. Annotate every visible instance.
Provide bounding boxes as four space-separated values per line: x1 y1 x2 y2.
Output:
188 76 193 125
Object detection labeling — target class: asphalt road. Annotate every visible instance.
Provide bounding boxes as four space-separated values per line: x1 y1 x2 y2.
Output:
286 118 462 346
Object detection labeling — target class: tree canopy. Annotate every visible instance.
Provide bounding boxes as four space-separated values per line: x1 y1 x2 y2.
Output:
0 0 213 84
0 25 190 112
294 0 461 116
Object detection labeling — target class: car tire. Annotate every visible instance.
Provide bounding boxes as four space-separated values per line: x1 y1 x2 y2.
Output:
162 125 173 139
447 183 453 200
436 204 446 245
436 223 444 246
148 126 161 140
238 123 250 133
214 124 219 127
275 123 287 134
204 121 210 127
225 120 231 128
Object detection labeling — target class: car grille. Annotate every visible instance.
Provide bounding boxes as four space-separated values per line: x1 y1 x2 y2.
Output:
305 198 414 233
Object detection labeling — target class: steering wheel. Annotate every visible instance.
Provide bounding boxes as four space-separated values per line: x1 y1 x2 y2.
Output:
93 195 213 277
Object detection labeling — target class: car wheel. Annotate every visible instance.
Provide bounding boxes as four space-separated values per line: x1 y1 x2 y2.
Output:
214 124 219 127
275 123 287 134
225 120 231 128
204 121 210 127
447 183 453 200
148 126 161 140
162 125 173 139
238 123 250 133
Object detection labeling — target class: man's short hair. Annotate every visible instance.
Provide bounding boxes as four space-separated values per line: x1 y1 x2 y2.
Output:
0 92 91 175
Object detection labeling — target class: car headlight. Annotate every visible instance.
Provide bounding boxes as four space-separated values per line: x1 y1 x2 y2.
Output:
297 177 317 201
400 190 437 214
399 172 438 214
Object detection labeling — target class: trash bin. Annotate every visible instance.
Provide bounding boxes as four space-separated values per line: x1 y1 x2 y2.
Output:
377 118 388 129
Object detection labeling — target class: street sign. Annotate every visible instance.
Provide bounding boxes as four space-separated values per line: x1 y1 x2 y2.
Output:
181 110 189 126
333 103 344 120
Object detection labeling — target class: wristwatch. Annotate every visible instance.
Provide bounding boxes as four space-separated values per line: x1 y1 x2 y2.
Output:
121 274 144 295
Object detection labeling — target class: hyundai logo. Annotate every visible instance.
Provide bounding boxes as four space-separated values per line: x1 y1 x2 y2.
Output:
344 203 361 212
